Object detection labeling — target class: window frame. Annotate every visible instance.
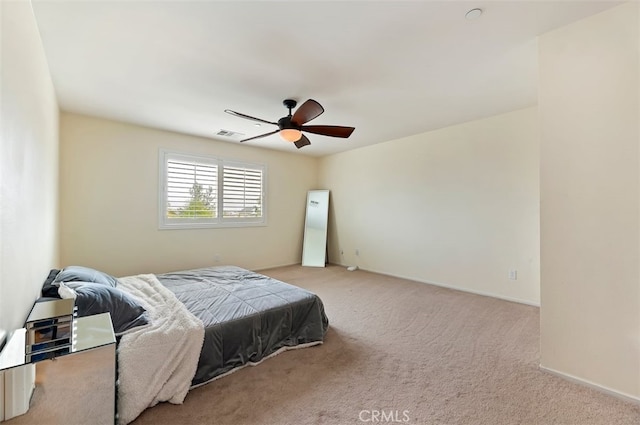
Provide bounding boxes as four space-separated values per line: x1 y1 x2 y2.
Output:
158 149 267 230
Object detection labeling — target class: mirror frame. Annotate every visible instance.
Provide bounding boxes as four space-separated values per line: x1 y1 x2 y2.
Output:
301 190 330 267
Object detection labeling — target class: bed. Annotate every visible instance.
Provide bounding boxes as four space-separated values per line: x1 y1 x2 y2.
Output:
41 264 329 424
155 265 329 386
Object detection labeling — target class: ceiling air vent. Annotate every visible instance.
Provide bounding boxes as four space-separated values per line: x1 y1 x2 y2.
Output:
216 129 244 138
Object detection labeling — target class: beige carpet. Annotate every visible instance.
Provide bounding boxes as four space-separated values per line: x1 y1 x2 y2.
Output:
131 265 639 425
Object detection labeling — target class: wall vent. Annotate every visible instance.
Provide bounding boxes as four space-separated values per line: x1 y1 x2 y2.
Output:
216 129 244 138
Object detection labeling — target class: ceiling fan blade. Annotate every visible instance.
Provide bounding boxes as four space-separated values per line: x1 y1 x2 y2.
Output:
294 134 311 149
224 109 278 126
291 99 324 126
301 125 355 138
240 129 279 143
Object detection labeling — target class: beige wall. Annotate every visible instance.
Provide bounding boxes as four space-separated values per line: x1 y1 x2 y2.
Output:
0 0 60 332
59 113 318 277
539 1 640 399
319 107 540 305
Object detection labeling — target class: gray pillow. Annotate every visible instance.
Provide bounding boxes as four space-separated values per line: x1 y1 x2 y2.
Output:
55 266 118 288
41 269 62 298
63 282 148 335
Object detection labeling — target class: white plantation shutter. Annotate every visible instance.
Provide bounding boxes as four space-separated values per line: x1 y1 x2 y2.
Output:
159 150 266 229
166 158 217 218
223 164 263 218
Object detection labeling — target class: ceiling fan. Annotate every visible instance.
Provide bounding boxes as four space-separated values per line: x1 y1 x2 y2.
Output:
224 99 355 149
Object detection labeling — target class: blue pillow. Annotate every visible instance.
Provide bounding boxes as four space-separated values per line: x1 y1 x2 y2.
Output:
63 282 148 335
55 266 118 288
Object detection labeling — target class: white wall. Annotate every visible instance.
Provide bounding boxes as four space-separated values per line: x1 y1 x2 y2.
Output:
0 0 59 333
59 113 318 277
319 107 540 305
539 2 640 399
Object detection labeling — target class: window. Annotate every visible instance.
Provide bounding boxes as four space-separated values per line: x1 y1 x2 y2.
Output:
159 150 266 229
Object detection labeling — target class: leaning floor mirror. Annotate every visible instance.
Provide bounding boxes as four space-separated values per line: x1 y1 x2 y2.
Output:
302 190 329 267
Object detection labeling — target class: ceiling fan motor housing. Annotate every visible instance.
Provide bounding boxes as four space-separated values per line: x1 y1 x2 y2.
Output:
278 116 298 130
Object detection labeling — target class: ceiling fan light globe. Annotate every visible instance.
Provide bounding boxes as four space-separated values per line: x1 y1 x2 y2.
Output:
280 129 302 142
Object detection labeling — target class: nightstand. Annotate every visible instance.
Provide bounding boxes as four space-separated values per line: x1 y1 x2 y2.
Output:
0 300 116 424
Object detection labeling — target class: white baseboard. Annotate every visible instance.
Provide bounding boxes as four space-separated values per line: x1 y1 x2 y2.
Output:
539 364 640 405
336 263 540 307
255 262 299 272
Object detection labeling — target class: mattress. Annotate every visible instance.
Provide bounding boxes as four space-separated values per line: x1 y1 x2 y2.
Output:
156 265 329 386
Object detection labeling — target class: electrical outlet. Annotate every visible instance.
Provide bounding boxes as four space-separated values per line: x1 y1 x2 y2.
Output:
214 254 221 263
340 249 344 256
508 269 517 280
355 249 360 256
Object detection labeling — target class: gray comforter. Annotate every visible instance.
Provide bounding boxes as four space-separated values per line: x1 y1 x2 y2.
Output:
156 266 329 386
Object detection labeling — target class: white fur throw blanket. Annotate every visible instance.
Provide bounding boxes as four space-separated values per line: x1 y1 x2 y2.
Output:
116 274 204 425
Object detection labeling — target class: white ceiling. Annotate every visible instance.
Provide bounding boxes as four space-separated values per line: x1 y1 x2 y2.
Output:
31 0 621 157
